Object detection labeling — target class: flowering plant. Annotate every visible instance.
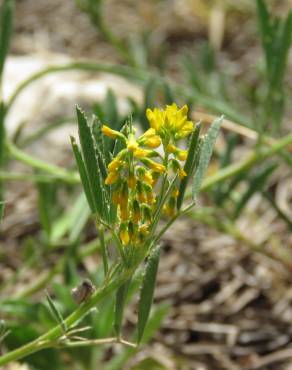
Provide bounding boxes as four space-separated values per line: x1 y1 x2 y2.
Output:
0 103 221 365
70 103 221 342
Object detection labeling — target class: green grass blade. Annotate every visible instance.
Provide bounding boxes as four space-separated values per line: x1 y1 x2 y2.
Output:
0 0 14 78
256 0 273 74
177 123 201 210
104 89 119 130
50 193 90 244
271 12 292 90
233 162 277 219
114 278 131 337
137 245 161 344
192 116 222 200
263 190 292 231
70 136 96 213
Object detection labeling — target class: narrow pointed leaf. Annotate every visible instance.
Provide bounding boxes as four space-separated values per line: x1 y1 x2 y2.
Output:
192 116 222 200
177 123 201 210
137 245 161 343
70 136 96 213
271 12 292 90
104 89 119 129
76 106 104 215
114 278 131 336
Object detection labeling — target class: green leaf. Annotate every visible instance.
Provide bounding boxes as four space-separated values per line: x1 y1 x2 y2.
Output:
137 245 161 343
177 123 201 210
45 291 67 334
192 116 222 200
271 12 292 90
70 136 96 213
233 162 277 219
104 302 169 370
114 278 131 337
104 89 119 130
0 0 14 78
50 193 90 244
92 116 108 178
76 106 106 217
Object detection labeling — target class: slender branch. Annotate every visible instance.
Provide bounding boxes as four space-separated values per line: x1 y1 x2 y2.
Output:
6 141 79 184
56 337 137 349
200 133 292 192
6 62 148 113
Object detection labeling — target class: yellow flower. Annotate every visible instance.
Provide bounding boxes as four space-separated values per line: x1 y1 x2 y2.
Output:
166 143 177 154
108 158 122 171
178 169 187 179
105 171 119 185
119 227 130 245
127 136 138 152
138 128 161 148
139 224 149 236
102 125 124 139
146 103 194 140
177 149 188 161
146 108 166 133
142 171 153 185
133 148 153 158
142 158 165 173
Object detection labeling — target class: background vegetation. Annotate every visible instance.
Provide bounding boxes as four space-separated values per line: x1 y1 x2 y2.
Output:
0 0 292 369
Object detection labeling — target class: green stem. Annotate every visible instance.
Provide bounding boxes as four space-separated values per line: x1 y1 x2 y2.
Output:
200 133 292 192
6 62 148 113
6 141 79 184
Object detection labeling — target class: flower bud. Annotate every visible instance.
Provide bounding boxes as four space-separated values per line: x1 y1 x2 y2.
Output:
102 125 125 140
119 223 130 245
105 171 119 185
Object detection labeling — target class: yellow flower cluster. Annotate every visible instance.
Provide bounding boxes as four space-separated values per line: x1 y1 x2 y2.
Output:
146 103 193 141
101 103 194 247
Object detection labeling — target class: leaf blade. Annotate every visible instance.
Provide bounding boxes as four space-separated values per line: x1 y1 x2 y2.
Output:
76 106 105 216
192 116 222 200
137 245 161 343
